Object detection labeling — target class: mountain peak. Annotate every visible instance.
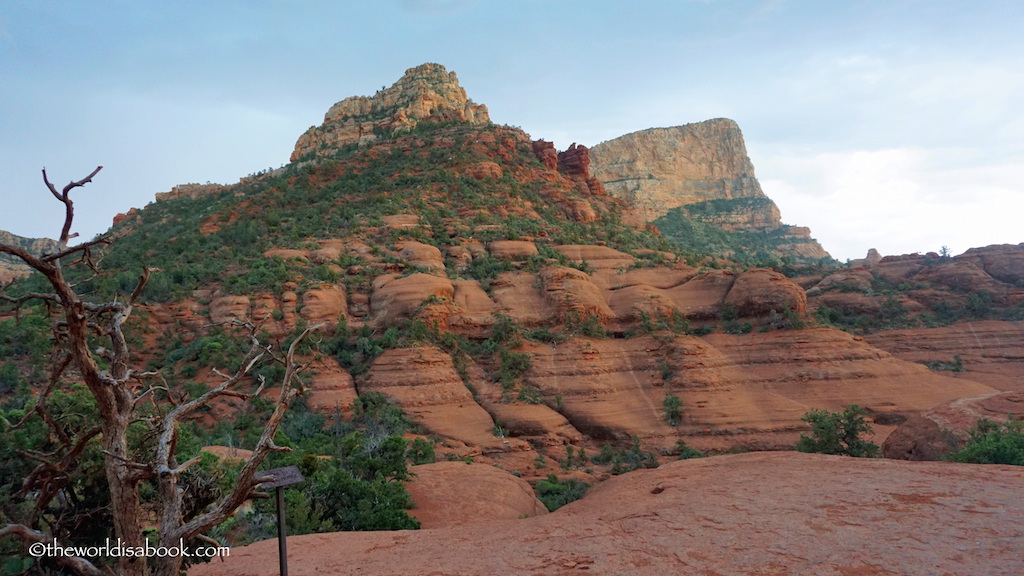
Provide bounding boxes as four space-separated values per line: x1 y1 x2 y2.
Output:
290 63 490 161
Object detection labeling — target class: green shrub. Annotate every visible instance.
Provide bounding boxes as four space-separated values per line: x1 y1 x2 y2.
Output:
946 419 1024 465
796 405 880 458
926 355 964 372
591 436 659 474
535 474 591 511
674 439 703 460
497 348 532 388
407 438 436 465
663 394 683 427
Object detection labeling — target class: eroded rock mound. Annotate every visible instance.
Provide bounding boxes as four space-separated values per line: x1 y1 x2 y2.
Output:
723 268 807 317
406 461 547 529
361 346 505 450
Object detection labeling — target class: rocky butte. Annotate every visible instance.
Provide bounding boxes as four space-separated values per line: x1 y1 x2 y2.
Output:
291 62 490 161
590 120 832 263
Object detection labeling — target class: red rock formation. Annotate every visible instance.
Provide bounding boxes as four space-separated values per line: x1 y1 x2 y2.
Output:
556 143 591 177
958 243 1024 285
540 266 614 321
561 199 599 222
531 140 558 170
881 414 955 461
306 360 357 413
370 273 455 327
300 287 348 327
487 240 538 260
489 272 555 326
556 143 607 196
397 241 445 271
262 248 308 262
849 247 882 267
552 244 635 270
464 161 503 180
111 207 139 227
208 295 250 324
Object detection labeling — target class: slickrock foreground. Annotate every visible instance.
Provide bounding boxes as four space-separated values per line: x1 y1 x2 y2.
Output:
192 452 1024 576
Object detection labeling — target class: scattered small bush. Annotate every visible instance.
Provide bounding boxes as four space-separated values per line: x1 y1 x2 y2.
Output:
535 474 591 511
796 405 880 458
591 436 659 474
673 439 703 460
663 394 683 427
926 355 964 372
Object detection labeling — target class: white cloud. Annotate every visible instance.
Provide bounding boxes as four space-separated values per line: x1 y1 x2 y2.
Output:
759 147 1024 261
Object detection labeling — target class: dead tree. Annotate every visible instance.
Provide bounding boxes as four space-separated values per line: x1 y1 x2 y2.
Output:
0 167 320 576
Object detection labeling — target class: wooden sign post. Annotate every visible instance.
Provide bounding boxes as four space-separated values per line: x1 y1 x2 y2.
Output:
261 466 305 576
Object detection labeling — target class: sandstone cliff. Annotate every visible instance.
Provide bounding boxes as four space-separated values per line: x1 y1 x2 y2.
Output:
591 119 762 220
590 119 831 263
291 63 490 161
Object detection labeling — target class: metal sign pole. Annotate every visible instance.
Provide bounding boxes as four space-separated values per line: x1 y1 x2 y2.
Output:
261 466 304 576
276 486 288 576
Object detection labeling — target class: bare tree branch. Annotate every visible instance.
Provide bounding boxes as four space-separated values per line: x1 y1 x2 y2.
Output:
3 166 328 576
42 165 102 248
167 323 323 544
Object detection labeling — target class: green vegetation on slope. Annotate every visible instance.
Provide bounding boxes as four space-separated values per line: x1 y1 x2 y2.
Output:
654 198 836 272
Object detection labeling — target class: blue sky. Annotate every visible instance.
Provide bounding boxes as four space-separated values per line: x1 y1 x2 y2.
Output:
2 0 1022 260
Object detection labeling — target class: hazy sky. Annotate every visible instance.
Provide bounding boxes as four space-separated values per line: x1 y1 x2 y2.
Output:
2 1 1022 261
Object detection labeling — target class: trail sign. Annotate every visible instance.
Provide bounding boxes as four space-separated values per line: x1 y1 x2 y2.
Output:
261 466 304 488
260 466 305 576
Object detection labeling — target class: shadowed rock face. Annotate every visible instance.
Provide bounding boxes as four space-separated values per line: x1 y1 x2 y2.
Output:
193 451 1024 576
291 63 490 161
